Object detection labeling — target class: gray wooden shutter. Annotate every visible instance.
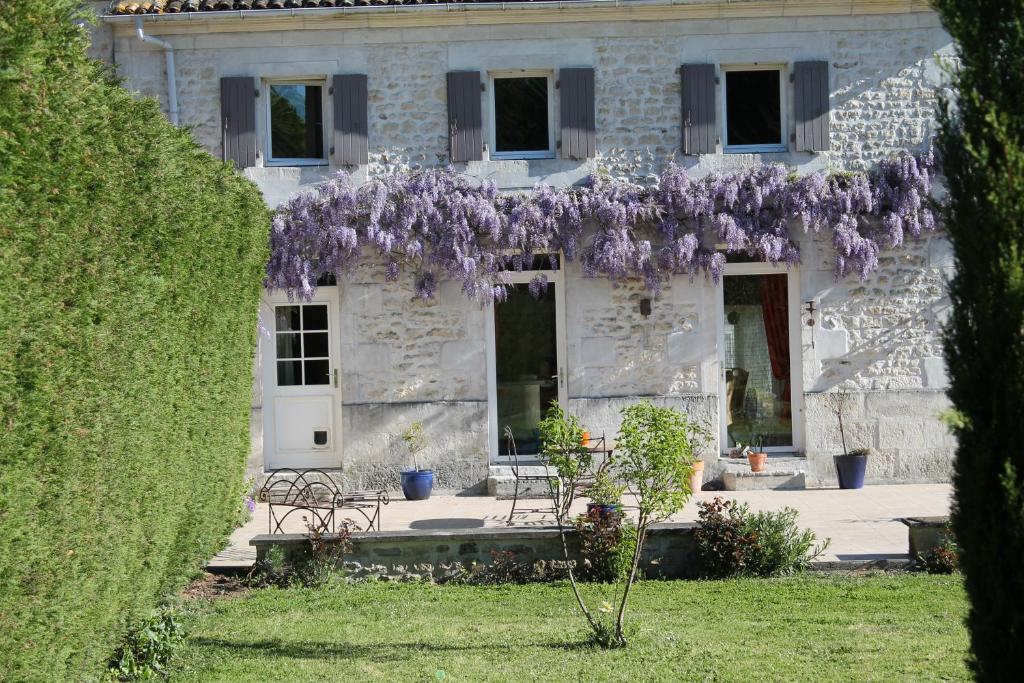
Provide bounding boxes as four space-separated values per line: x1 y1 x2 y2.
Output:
793 60 830 152
220 76 256 169
446 71 483 163
333 74 368 167
680 64 716 155
559 67 596 160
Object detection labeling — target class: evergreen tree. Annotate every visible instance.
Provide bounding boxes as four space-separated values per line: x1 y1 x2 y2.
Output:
934 0 1024 677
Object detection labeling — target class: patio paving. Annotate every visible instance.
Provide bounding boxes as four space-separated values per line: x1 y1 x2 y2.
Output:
208 483 952 569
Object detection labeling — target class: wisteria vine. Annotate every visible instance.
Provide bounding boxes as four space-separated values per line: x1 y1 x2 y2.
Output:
266 152 939 302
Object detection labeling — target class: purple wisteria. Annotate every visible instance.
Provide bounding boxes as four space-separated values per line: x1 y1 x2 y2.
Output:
266 152 939 302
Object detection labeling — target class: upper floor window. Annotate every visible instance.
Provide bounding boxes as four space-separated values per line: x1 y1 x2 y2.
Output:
267 80 325 165
490 71 555 160
723 66 787 153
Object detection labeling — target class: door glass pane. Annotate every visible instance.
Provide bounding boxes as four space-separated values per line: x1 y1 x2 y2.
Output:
495 283 558 456
303 332 328 358
276 333 301 359
275 306 300 332
277 360 302 386
304 359 330 386
723 274 792 448
303 305 328 331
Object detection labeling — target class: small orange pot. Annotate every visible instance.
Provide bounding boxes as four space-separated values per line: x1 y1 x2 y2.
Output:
748 452 767 473
690 460 704 493
580 431 591 445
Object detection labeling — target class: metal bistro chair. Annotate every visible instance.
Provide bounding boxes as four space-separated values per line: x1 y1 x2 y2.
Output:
504 425 560 526
257 468 389 534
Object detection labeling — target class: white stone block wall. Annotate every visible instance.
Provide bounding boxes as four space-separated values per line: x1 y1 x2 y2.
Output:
95 6 957 488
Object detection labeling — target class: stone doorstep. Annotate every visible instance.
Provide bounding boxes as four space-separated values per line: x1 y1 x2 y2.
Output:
722 471 807 491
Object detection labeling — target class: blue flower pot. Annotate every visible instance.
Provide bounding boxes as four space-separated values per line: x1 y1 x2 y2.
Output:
586 502 622 518
834 454 867 489
401 469 434 500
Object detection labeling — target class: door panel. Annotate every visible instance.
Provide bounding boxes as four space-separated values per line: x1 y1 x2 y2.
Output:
262 292 341 470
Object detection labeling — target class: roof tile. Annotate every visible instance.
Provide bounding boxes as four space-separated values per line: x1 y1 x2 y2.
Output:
109 0 558 15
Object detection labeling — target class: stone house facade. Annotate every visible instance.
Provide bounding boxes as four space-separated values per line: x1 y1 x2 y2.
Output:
93 0 956 491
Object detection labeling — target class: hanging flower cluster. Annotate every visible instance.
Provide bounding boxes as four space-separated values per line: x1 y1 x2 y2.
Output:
266 151 939 302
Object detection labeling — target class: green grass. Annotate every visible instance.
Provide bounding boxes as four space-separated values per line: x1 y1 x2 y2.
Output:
172 575 968 682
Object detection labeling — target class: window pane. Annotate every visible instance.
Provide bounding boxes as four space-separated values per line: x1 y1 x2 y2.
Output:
275 305 300 332
303 305 328 331
276 333 302 359
270 84 324 159
277 360 302 386
494 77 549 153
725 71 782 147
304 332 328 358
304 359 330 385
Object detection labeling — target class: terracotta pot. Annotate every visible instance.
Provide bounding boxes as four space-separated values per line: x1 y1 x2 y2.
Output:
748 452 767 473
580 431 591 445
690 459 704 493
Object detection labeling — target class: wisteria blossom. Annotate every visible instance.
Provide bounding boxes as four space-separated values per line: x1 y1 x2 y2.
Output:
266 152 940 302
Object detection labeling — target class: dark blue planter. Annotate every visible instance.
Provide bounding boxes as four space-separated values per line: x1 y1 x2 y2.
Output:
586 502 622 517
834 455 868 489
401 469 434 500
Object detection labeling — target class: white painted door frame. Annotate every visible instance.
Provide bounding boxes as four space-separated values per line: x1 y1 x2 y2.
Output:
485 267 568 463
260 287 343 470
714 263 804 455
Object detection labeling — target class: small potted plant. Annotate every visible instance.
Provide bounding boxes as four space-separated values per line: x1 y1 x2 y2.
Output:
747 436 767 473
685 420 713 494
825 392 869 489
399 421 434 500
585 470 624 517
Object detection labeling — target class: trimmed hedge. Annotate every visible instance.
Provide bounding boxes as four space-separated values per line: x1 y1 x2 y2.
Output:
0 2 269 679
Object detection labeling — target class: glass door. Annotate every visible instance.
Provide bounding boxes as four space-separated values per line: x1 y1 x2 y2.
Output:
495 283 559 456
721 272 794 450
487 266 567 461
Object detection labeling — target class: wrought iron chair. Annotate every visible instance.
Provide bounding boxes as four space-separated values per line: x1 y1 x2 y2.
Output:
257 468 389 534
504 425 559 526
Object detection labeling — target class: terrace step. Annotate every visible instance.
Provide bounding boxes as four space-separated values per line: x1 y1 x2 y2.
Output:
487 464 557 498
719 455 807 490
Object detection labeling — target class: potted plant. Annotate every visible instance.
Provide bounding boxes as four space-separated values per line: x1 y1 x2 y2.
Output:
399 421 434 500
825 393 869 489
585 470 625 517
747 436 767 473
685 420 713 494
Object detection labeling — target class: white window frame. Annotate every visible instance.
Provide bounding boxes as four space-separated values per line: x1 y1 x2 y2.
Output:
721 64 788 155
265 78 328 167
488 69 557 161
714 262 804 455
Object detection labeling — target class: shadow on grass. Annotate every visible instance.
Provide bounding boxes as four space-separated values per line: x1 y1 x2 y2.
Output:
188 636 598 661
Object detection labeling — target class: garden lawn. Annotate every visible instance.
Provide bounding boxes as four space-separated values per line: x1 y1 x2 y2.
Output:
173 575 967 682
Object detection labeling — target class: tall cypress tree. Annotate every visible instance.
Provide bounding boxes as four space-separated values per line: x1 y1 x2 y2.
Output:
933 0 1024 677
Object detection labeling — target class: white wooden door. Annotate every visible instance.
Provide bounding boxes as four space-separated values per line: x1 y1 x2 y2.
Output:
261 289 342 470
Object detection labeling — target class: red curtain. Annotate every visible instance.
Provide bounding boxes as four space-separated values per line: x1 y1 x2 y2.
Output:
760 274 791 407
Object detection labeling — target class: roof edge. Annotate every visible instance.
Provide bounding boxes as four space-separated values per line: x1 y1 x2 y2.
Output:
102 0 936 33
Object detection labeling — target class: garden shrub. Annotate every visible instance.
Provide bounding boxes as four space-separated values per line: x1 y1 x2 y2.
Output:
0 1 268 679
695 497 829 577
573 509 637 583
105 607 186 682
